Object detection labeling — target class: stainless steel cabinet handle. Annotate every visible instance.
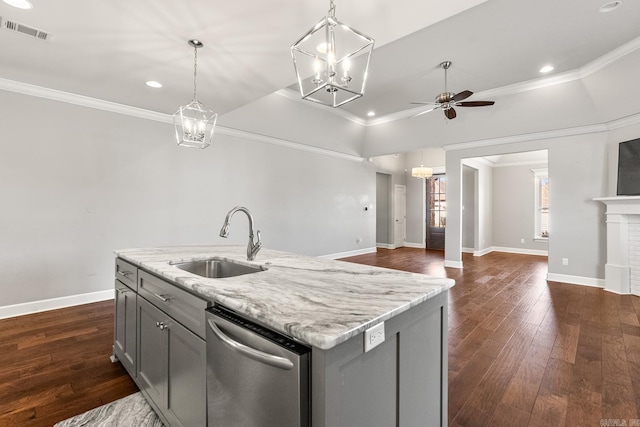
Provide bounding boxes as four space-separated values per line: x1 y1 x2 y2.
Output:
118 270 133 277
207 319 294 370
153 293 170 303
116 288 126 294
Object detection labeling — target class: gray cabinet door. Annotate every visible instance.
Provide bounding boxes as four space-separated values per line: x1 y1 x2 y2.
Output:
137 296 206 427
166 312 207 427
137 297 168 407
114 280 136 376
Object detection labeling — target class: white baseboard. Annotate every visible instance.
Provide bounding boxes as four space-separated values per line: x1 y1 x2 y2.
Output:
462 247 474 254
376 243 395 249
473 246 548 257
473 247 494 257
444 260 463 268
546 273 605 289
404 242 426 249
0 289 114 320
321 246 377 260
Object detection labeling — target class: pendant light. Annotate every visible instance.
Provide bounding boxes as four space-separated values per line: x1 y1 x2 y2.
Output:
412 151 433 179
291 0 374 108
173 39 217 149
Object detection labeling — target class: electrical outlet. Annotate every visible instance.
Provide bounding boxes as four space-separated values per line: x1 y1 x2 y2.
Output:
364 322 385 352
562 258 569 266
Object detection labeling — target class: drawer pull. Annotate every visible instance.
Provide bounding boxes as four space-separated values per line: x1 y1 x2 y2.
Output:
116 288 127 294
118 270 133 277
156 321 168 331
153 293 171 303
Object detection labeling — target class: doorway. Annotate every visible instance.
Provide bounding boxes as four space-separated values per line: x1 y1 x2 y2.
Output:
426 175 446 250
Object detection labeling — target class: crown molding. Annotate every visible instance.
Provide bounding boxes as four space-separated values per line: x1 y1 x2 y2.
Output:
0 77 172 124
217 126 364 162
443 124 608 152
444 110 640 152
606 112 640 131
579 36 640 79
0 78 364 163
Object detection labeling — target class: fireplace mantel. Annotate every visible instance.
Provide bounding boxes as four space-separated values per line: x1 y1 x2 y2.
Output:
594 196 640 295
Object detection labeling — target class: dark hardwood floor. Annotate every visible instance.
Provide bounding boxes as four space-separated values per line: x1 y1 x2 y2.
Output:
343 248 640 427
0 300 138 426
1 248 638 426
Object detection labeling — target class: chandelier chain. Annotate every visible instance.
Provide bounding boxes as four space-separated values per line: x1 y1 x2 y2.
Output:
192 45 198 101
328 0 335 17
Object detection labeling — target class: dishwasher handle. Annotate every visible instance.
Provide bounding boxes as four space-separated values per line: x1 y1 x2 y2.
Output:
207 319 294 371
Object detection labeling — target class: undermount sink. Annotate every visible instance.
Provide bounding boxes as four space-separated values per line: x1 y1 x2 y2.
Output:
170 258 266 279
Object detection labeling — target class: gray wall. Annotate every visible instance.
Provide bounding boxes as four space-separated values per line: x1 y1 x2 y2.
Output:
371 153 407 247
461 165 475 250
0 89 376 307
446 132 609 279
491 162 549 252
376 173 391 245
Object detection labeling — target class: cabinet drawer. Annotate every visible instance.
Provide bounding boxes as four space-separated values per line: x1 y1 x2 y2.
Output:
138 270 209 339
115 258 138 291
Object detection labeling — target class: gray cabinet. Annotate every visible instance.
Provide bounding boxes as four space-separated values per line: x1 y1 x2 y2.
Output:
113 258 138 377
136 279 208 427
113 279 137 377
311 292 448 427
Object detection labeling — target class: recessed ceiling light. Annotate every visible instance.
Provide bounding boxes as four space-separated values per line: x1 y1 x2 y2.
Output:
600 1 622 12
145 80 163 88
539 65 554 74
367 111 376 117
2 0 33 9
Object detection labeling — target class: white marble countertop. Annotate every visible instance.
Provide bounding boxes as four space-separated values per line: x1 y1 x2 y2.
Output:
115 245 454 350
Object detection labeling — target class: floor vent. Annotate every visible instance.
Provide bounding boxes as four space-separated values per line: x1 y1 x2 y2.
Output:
0 17 52 41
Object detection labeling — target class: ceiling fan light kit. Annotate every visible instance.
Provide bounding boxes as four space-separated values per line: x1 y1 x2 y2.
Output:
173 39 217 149
411 61 495 120
291 0 374 108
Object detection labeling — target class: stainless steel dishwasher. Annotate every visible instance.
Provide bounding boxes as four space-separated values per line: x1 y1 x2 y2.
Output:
206 305 311 427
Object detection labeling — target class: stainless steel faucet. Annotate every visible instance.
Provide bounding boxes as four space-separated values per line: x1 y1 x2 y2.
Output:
219 206 262 261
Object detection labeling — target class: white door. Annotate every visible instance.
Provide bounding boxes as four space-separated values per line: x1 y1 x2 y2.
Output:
394 185 406 248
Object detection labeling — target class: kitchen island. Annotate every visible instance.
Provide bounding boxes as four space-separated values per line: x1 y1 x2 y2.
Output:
113 245 454 427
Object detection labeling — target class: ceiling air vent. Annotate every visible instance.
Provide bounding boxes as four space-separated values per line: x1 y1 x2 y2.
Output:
0 17 51 41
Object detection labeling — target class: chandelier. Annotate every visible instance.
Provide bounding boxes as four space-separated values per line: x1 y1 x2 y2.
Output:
291 0 374 108
411 166 433 179
412 151 433 178
173 39 217 149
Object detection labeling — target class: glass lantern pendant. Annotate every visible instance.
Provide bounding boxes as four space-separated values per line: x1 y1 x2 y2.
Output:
173 39 217 149
291 0 374 108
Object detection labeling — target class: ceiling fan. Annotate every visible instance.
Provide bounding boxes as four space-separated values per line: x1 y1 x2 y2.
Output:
411 61 495 120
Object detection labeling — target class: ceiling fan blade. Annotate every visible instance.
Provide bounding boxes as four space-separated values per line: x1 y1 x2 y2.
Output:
452 90 473 102
445 108 457 120
457 101 495 107
411 106 439 118
410 101 438 105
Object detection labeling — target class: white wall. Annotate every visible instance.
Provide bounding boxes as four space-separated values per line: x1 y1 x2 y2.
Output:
0 89 376 309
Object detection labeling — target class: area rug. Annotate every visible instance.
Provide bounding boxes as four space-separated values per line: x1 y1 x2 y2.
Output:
54 392 163 427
